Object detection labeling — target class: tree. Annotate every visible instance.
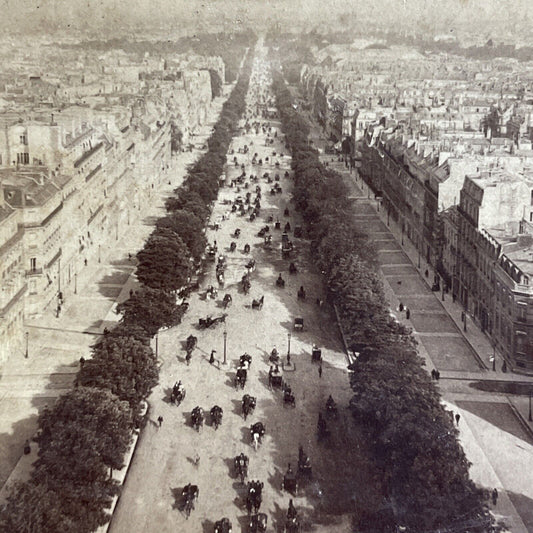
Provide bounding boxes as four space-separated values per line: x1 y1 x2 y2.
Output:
136 227 192 292
116 286 185 337
156 210 206 263
80 335 159 416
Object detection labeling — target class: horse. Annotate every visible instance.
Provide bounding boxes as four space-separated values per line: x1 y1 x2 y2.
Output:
242 394 256 420
214 518 232 533
191 407 204 432
234 453 249 484
251 295 264 310
210 405 223 430
181 483 199 518
223 293 232 309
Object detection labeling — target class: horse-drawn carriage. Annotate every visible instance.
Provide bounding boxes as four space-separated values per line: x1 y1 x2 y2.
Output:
257 225 270 238
252 295 264 310
214 517 232 533
242 274 251 294
283 385 296 408
249 513 268 533
191 407 204 431
294 318 304 331
242 394 256 420
276 274 285 288
245 258 255 272
199 314 226 329
234 452 249 484
281 464 298 495
229 241 237 252
325 395 339 419
182 483 199 518
285 501 300 533
246 481 264 514
311 345 322 362
233 228 241 239
281 233 294 257
206 285 218 299
298 446 313 481
235 367 247 390
210 405 223 430
170 381 186 406
207 244 217 261
186 335 197 355
263 235 272 249
250 422 265 451
244 243 251 253
223 294 232 309
240 353 252 368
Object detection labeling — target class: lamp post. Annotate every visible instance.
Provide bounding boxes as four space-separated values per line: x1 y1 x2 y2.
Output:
74 272 77 294
287 331 291 361
492 345 496 371
98 244 101 263
25 332 29 358
155 333 159 357
528 391 532 422
401 223 404 245
223 329 227 365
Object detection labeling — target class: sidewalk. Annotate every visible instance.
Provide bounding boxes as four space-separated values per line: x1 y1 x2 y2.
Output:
0 91 230 491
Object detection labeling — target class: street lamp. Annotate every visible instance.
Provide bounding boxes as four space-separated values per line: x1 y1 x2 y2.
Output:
25 332 29 358
98 244 101 263
223 329 227 365
287 331 291 362
155 333 159 357
492 345 496 371
528 390 532 422
74 272 77 294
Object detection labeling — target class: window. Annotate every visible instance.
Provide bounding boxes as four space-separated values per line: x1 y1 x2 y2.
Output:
30 258 36 272
19 134 27 145
516 302 527 322
17 152 29 164
515 330 527 354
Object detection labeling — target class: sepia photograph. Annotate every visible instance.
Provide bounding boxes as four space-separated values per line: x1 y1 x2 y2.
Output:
0 0 532 532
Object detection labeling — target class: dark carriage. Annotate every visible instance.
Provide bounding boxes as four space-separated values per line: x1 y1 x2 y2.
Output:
242 394 256 420
251 295 264 310
191 407 204 431
235 367 247 389
240 353 252 368
276 274 285 288
199 314 227 329
294 318 304 331
229 241 237 252
186 334 198 354
246 480 264 514
210 405 223 430
214 518 232 533
223 294 233 309
170 383 186 406
281 465 298 495
249 513 268 533
283 386 296 408
250 422 265 450
311 346 322 362
182 483 199 519
234 453 249 484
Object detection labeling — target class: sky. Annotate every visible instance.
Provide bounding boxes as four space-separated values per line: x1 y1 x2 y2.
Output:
1 0 532 37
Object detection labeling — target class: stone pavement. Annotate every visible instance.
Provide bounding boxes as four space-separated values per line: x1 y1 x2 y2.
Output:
109 49 376 533
0 88 232 492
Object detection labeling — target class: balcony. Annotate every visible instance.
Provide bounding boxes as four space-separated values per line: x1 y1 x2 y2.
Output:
26 268 43 276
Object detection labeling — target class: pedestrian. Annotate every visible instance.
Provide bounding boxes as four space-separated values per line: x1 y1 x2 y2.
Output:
399 301 404 312
79 356 85 368
130 289 134 297
157 415 163 427
23 439 31 455
209 350 216 365
405 307 410 320
318 362 323 379
84 258 88 266
425 269 429 278
455 413 460 425
492 488 498 505
431 369 436 380
435 370 440 381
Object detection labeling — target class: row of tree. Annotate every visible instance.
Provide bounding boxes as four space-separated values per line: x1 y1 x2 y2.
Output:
271 68 492 532
0 46 254 533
